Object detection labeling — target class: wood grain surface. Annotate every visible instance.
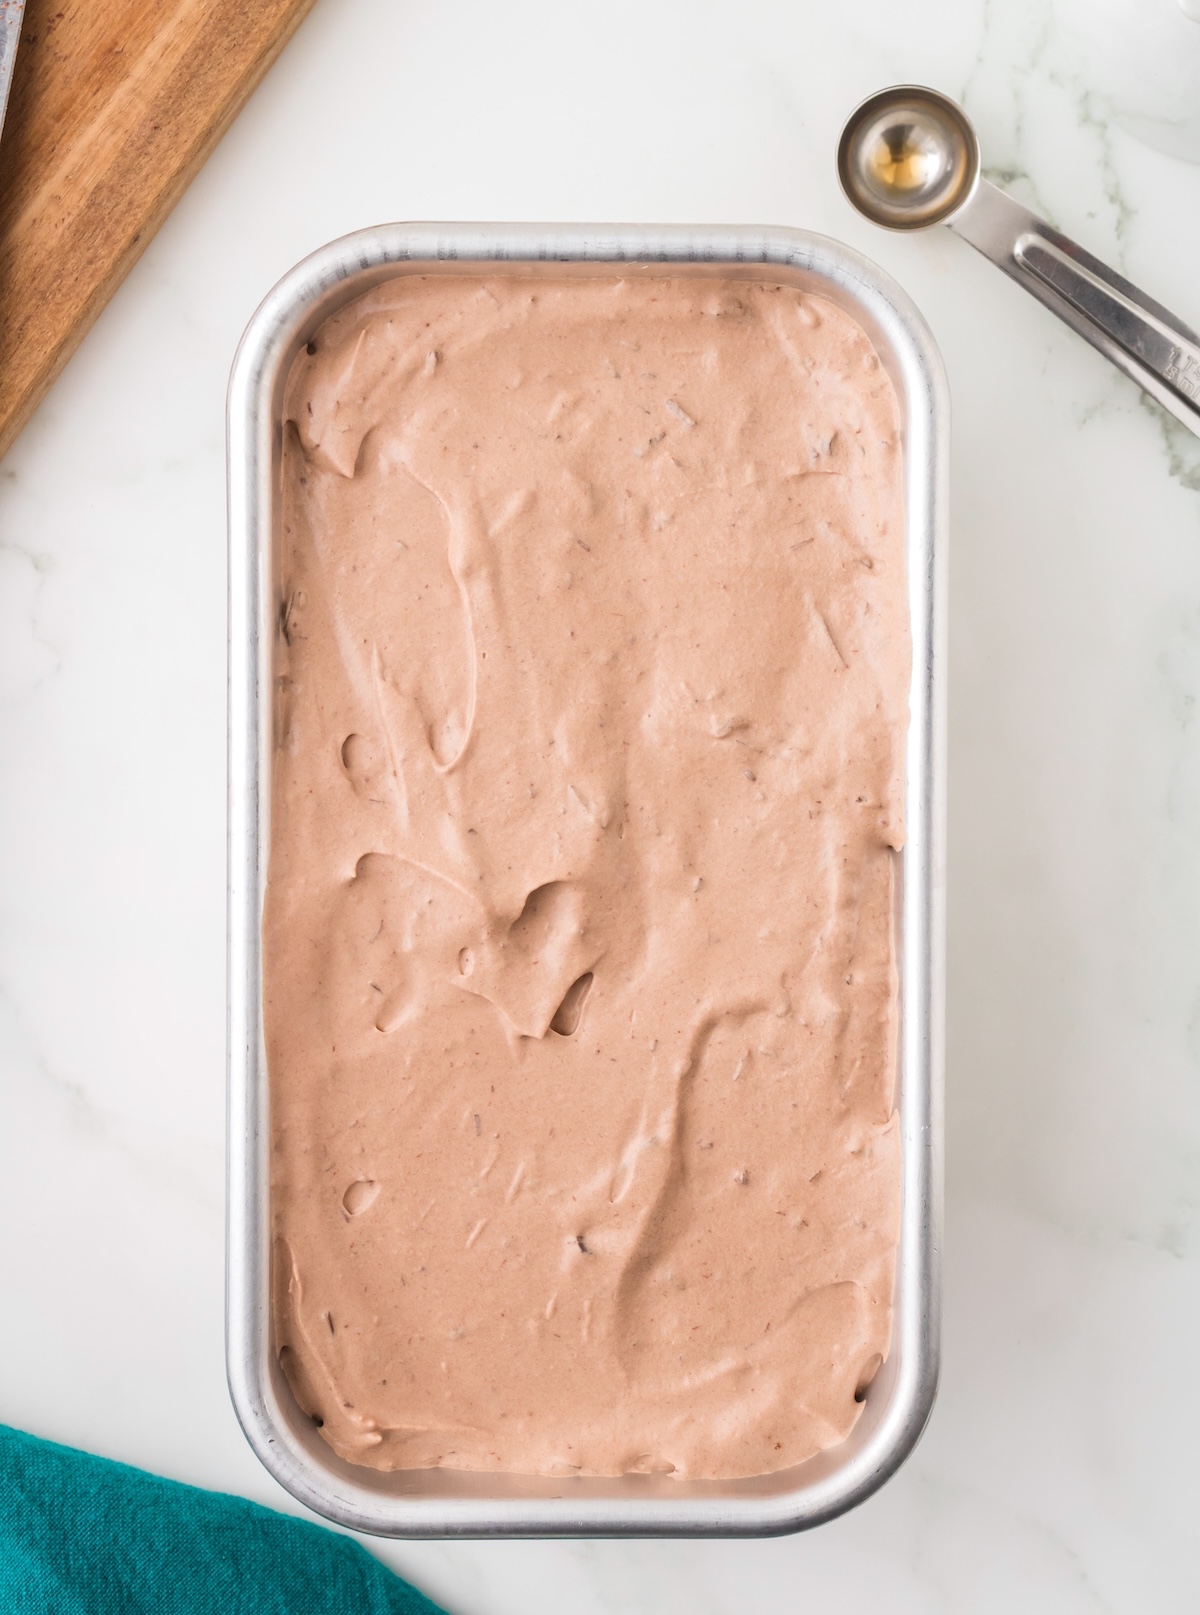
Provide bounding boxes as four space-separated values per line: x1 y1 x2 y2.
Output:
0 0 318 460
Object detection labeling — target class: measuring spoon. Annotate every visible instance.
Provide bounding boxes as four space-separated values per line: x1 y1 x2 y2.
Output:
838 85 1200 438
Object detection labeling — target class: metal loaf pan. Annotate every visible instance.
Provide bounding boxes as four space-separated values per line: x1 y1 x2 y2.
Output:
227 223 947 1538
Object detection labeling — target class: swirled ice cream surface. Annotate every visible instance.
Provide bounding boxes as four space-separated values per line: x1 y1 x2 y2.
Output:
267 272 908 1479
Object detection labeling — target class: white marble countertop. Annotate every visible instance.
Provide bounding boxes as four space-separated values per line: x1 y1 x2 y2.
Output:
3 1 1199 1609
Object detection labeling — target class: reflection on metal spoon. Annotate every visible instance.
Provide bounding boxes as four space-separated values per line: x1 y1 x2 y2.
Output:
838 84 1200 438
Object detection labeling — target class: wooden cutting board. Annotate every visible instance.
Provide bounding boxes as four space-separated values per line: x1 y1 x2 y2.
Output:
0 0 319 460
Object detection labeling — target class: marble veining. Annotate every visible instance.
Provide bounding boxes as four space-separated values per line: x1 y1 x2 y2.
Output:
0 0 1197 1609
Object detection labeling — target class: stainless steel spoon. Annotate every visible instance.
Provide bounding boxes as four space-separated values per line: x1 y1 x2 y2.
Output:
838 85 1200 438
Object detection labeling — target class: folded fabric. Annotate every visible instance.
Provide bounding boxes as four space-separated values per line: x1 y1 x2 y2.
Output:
0 1425 447 1615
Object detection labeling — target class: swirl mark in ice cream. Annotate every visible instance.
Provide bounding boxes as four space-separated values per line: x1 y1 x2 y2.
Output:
267 273 907 1478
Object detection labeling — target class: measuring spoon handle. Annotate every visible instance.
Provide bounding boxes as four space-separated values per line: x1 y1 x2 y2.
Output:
950 177 1200 438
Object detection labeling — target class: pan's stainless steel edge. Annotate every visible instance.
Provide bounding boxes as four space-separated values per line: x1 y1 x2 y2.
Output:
227 222 948 1538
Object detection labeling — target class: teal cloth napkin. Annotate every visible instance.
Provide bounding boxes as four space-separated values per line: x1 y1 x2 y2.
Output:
0 1425 447 1615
